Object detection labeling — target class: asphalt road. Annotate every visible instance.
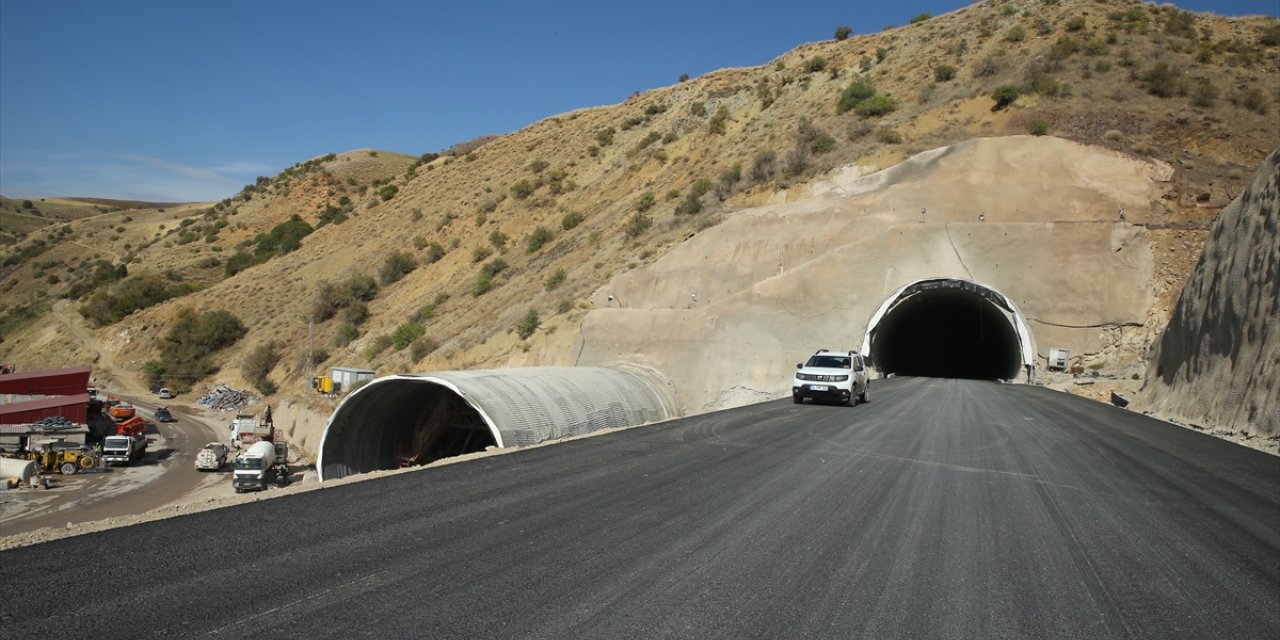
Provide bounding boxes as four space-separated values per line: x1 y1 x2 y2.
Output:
1 377 1276 639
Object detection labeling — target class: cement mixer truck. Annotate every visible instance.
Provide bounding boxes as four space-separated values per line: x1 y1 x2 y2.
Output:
232 440 290 492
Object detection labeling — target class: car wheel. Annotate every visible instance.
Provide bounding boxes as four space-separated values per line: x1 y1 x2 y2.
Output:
793 395 802 404
860 386 869 403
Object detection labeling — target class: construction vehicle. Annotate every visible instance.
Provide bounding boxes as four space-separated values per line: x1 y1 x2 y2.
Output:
311 375 333 394
108 400 137 422
231 440 290 492
101 416 148 466
230 406 276 448
195 442 229 471
1 439 98 475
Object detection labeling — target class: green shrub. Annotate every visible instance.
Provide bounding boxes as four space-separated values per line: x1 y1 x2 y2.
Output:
473 271 493 296
1138 63 1182 98
515 309 540 340
471 246 493 263
379 250 417 285
837 80 877 113
146 308 246 393
340 301 368 326
528 159 549 174
378 185 399 201
511 179 535 199
526 226 553 253
909 12 931 24
595 127 615 146
934 65 957 82
392 321 425 350
561 211 584 230
876 127 903 144
835 26 852 40
804 57 827 73
1006 25 1026 42
1190 78 1218 107
1028 120 1050 135
1066 16 1086 31
708 107 730 134
635 192 656 212
254 378 278 396
242 341 280 388
855 94 898 117
410 337 438 360
991 84 1020 109
333 323 358 347
544 268 566 291
424 242 446 264
810 134 836 155
691 102 706 117
481 257 507 278
1233 87 1269 114
489 230 508 249
364 334 393 359
624 212 653 237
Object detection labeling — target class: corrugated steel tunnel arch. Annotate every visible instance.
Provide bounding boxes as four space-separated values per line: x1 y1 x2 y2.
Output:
317 366 680 481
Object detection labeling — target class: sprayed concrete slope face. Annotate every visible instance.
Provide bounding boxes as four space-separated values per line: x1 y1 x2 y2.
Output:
1139 149 1279 439
578 136 1166 413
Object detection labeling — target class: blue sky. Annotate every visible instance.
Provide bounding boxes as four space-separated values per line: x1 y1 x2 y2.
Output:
2 0 1275 202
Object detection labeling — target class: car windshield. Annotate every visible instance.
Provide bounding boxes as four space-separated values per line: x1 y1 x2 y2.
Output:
807 355 851 369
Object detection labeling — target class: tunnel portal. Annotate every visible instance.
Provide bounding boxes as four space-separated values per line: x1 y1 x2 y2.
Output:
318 367 679 482
863 278 1034 381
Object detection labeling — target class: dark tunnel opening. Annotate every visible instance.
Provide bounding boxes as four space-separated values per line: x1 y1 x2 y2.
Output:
870 288 1023 380
320 380 497 480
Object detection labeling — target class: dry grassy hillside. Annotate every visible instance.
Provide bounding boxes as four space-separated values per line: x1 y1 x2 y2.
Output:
1 0 1277 456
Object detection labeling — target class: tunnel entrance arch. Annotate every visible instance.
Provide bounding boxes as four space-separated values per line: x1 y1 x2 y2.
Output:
859 278 1035 381
318 366 679 481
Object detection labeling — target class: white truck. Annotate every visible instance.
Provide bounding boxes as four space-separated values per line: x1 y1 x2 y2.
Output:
232 440 290 492
194 442 229 471
101 433 147 466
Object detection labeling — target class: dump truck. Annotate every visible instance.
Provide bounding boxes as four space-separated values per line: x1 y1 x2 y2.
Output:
195 442 229 471
230 406 276 448
232 440 289 492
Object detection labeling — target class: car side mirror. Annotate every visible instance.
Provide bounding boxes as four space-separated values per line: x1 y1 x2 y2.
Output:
796 363 802 369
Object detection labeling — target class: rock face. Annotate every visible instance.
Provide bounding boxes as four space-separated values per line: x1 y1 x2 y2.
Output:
1139 149 1279 439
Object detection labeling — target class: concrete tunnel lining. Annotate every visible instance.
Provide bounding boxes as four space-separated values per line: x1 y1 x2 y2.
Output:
318 366 680 481
860 278 1036 381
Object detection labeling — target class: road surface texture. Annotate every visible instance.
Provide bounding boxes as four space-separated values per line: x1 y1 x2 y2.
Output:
1 377 1276 639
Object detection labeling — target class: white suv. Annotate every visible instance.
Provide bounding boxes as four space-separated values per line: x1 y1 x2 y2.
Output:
792 349 870 406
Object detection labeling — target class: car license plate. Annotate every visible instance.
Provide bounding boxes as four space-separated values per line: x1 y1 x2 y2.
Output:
809 385 829 392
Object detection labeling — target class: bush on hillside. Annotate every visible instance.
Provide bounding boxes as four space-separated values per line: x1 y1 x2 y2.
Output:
526 226 553 254
834 26 852 40
145 308 246 393
379 251 418 285
991 85 1020 109
515 309 540 340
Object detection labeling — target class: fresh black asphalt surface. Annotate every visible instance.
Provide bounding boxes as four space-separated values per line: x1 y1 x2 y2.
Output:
1 377 1277 639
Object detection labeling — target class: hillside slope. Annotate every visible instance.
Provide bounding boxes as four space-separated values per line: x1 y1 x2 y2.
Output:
1138 148 1279 443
